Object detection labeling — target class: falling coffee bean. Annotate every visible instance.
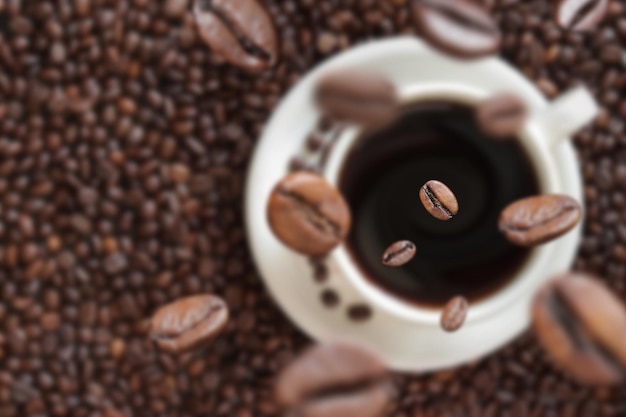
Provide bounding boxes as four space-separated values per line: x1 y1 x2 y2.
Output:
149 295 229 353
555 0 609 32
411 0 501 59
419 180 459 221
440 296 468 332
532 273 626 385
267 172 351 256
275 342 392 417
499 194 582 247
381 240 416 267
315 70 398 127
193 0 278 72
475 93 528 138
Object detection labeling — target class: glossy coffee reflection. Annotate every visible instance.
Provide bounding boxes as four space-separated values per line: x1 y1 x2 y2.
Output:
339 101 540 306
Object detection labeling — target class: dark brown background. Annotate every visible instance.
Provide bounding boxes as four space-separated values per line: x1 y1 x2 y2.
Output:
0 0 625 416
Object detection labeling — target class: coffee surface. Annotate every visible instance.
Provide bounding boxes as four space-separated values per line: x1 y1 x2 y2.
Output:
340 102 540 306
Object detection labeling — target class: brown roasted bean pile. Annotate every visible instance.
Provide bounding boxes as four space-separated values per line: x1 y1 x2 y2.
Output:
0 1 626 416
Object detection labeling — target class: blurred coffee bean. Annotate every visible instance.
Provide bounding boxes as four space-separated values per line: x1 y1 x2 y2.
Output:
440 296 468 332
275 342 392 417
149 295 229 353
499 195 582 246
475 93 528 138
381 240 416 267
347 304 373 322
412 0 501 59
555 0 609 32
419 180 459 221
194 0 278 72
532 273 626 385
267 172 351 255
315 70 398 127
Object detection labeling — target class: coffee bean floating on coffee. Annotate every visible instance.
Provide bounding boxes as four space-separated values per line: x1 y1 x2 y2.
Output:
315 70 398 127
532 273 626 386
411 0 501 59
419 180 459 221
440 296 468 332
275 342 392 417
149 295 229 354
193 0 278 72
381 240 416 267
499 194 582 247
475 93 528 138
555 0 609 32
267 172 351 256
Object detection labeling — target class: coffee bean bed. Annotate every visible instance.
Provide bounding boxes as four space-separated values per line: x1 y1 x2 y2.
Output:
0 1 625 416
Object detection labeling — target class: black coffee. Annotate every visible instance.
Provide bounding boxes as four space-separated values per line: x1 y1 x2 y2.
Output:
339 101 540 307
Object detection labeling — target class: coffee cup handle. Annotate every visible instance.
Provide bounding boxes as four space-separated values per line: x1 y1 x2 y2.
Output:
532 86 599 148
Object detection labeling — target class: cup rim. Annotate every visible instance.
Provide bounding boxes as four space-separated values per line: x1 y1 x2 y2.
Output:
324 83 564 325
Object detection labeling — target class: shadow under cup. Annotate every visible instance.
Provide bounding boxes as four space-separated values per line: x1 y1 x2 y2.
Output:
333 97 545 310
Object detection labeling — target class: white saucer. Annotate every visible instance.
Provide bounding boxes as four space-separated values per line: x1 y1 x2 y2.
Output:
244 37 583 372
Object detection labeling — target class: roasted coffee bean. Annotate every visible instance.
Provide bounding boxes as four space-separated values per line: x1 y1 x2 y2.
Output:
499 195 582 247
267 172 351 255
475 93 528 138
381 240 416 267
419 180 459 221
149 295 228 353
320 289 340 308
412 0 501 59
440 296 468 332
194 0 278 72
275 342 392 417
347 304 373 322
315 70 398 127
532 273 626 385
555 0 609 32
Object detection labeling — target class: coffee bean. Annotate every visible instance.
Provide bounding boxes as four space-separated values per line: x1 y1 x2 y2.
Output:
419 180 459 221
476 93 528 138
320 289 340 308
555 0 609 32
275 342 392 417
411 0 501 59
532 273 626 385
440 296 468 332
193 0 278 72
347 304 373 322
149 295 229 354
315 70 398 127
267 172 351 256
381 240 416 267
499 195 582 247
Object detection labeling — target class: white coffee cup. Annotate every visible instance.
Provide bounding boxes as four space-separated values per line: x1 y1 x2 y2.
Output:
324 83 595 325
245 37 598 371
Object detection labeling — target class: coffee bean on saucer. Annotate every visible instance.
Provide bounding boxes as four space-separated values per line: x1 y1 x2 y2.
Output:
419 180 459 221
532 273 626 385
267 172 351 256
320 289 340 308
347 304 373 322
149 295 229 354
476 93 528 138
193 0 278 72
411 0 501 59
499 195 582 247
555 0 609 32
441 296 468 332
381 240 416 267
315 70 398 127
275 342 392 417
